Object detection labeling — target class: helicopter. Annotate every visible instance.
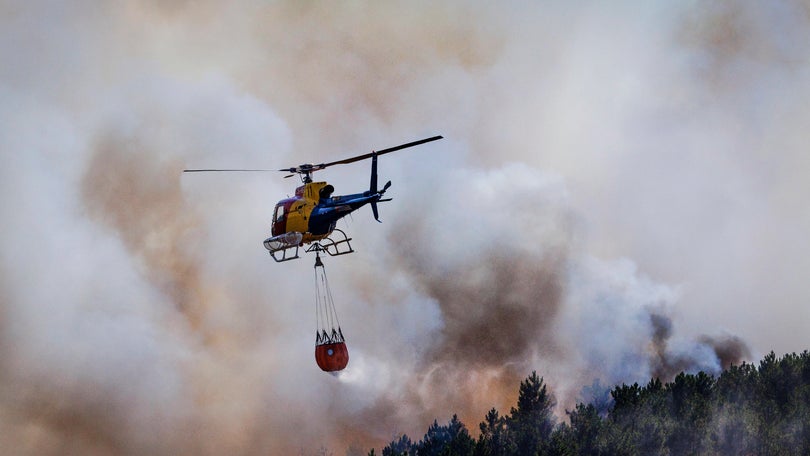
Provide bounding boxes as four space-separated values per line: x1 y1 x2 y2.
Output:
184 135 443 262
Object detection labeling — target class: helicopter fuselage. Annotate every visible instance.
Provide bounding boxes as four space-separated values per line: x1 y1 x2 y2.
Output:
271 181 385 245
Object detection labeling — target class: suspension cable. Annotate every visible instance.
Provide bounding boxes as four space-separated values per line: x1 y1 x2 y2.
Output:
313 249 344 344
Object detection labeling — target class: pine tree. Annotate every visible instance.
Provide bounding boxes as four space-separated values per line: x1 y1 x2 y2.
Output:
508 371 556 455
414 415 474 456
382 434 413 456
475 408 510 456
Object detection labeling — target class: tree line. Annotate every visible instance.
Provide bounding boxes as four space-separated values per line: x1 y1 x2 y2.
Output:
368 351 810 455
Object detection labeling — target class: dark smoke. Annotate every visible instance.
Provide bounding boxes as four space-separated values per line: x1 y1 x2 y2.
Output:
700 335 752 370
650 312 751 380
415 249 566 367
3 1 808 454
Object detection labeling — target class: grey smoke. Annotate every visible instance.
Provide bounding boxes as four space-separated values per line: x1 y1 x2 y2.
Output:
1 1 807 454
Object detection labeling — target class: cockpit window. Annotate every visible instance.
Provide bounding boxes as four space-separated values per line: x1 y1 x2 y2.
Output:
274 204 286 222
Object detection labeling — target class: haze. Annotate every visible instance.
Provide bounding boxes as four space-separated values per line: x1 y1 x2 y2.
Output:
1 1 808 454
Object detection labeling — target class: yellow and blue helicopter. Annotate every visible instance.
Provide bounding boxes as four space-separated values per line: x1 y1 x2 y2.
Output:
184 135 442 262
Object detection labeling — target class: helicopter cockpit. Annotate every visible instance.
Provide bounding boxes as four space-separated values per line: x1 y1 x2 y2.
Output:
271 199 295 236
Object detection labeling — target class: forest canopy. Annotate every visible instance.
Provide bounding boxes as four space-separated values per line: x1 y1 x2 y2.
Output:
369 351 810 456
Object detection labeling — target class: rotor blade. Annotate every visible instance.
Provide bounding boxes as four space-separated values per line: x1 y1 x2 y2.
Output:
183 169 274 173
320 135 443 168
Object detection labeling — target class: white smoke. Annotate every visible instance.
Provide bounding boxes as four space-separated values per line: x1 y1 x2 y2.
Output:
2 1 808 454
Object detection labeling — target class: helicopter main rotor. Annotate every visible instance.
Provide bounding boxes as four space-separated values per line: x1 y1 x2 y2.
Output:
184 135 443 182
279 135 443 182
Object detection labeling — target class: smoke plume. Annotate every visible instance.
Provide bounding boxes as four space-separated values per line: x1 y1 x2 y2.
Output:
2 1 808 454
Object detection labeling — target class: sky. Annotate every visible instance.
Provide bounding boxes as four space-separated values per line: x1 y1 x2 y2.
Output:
1 1 809 454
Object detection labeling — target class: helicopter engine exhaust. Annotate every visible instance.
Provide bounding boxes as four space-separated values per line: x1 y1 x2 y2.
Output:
263 232 303 252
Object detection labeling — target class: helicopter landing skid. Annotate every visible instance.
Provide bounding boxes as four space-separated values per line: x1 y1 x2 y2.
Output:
307 229 355 257
268 244 300 263
264 232 303 263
